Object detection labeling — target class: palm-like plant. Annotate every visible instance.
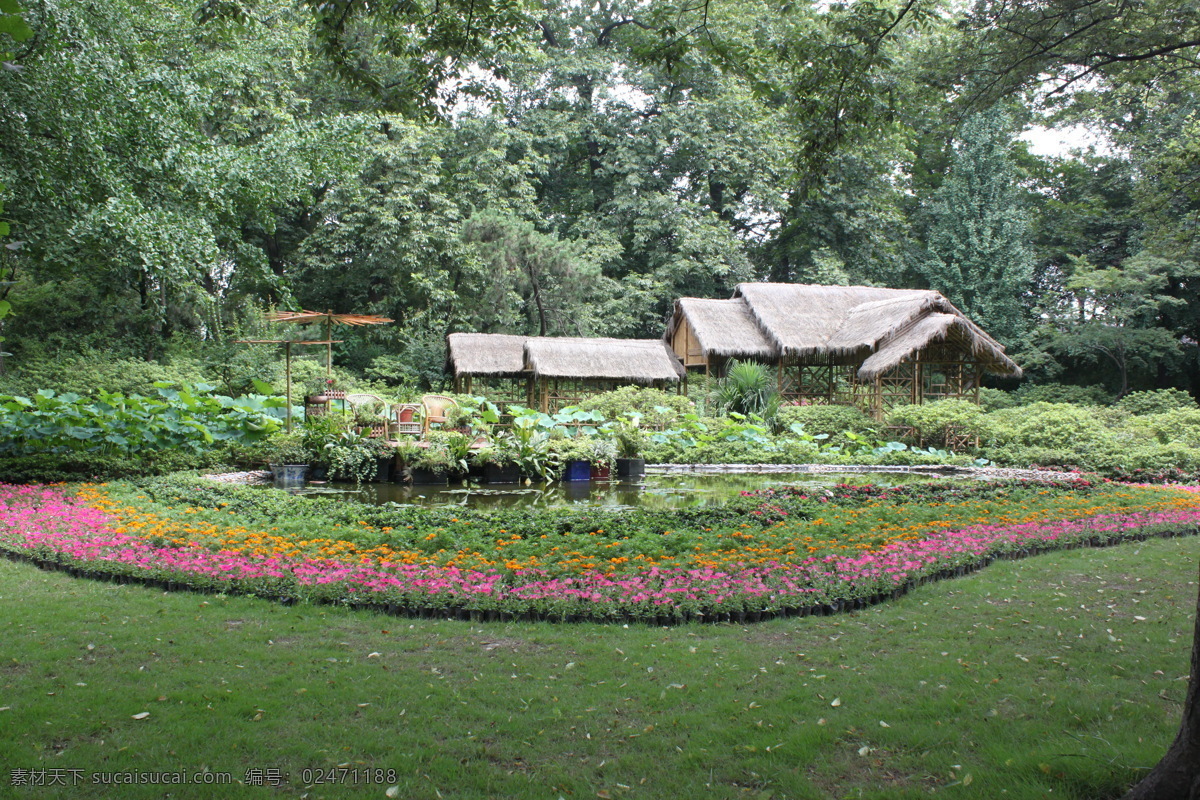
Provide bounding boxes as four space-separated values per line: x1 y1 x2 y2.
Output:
712 360 780 420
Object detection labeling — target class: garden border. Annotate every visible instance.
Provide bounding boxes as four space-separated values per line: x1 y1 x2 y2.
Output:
3 523 1196 626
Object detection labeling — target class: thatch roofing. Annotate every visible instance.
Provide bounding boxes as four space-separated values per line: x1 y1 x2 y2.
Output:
448 333 685 383
669 283 1021 378
525 337 685 383
669 298 773 359
447 333 528 377
857 313 1015 379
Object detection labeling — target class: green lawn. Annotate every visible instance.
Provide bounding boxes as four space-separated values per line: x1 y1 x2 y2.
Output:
1 535 1196 799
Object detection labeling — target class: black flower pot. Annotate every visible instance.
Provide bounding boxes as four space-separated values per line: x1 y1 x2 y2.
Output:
410 467 449 485
616 457 645 478
373 458 393 483
483 463 521 484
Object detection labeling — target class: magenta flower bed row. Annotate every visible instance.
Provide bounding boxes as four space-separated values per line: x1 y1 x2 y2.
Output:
1 484 1198 622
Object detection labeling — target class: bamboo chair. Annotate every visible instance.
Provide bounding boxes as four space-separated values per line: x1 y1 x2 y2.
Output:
420 394 458 435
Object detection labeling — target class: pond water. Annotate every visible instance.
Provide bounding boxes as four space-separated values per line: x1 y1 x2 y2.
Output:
279 469 955 511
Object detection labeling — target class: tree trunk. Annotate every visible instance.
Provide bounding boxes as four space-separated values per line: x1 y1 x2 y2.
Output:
1122 561 1200 800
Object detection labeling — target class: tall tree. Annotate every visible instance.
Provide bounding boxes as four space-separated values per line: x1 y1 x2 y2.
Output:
0 0 368 358
919 109 1033 344
1040 254 1189 398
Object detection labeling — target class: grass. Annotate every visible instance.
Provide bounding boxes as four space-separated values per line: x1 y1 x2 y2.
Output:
1 534 1196 799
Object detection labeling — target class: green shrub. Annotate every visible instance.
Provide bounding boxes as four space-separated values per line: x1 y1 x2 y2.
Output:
709 360 780 420
1014 383 1113 406
974 402 1144 470
982 402 1109 451
977 387 1018 411
886 399 985 449
776 404 879 446
576 386 694 428
0 449 223 483
1114 388 1198 416
1124 408 1200 448
252 433 313 466
0 354 209 397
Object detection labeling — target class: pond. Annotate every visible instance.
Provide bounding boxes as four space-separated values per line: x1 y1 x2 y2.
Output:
278 469 958 511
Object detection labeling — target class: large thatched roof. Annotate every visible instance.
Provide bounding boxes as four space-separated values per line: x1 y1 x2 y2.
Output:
668 283 1021 378
524 337 685 383
448 333 685 383
447 333 528 377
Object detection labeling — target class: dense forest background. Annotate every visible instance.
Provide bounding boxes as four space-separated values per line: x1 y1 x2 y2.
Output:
0 0 1198 398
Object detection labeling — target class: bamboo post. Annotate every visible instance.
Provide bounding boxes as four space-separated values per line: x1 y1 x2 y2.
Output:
284 341 293 433
324 310 333 377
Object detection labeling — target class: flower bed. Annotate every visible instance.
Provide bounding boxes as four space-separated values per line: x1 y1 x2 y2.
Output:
1 481 1198 622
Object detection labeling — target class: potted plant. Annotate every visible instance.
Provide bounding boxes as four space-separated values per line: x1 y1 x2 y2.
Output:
263 432 311 484
304 375 338 405
473 444 521 484
613 416 647 478
323 430 390 486
352 405 391 439
299 413 350 480
587 437 618 480
553 437 593 482
508 414 559 482
444 403 477 434
392 440 422 483
471 429 521 484
410 441 454 485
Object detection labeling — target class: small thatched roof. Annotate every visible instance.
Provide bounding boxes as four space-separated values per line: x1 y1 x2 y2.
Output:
668 283 1021 378
858 313 1020 379
669 298 773 359
524 337 686 383
447 333 528 377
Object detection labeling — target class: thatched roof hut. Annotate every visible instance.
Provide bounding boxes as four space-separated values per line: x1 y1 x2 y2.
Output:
447 333 685 411
666 283 1020 415
669 283 1019 378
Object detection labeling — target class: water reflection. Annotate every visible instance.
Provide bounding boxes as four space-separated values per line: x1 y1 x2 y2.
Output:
281 471 947 511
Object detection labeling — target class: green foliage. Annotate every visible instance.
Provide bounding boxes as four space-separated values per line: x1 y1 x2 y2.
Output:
0 1 370 359
0 449 220 483
2 0 1198 408
0 354 209 398
977 387 1018 411
1125 409 1200 448
254 432 311 466
1039 254 1194 396
609 416 648 459
887 399 986 449
322 430 390 485
0 386 284 456
710 360 780 420
982 402 1108 452
505 414 559 481
411 440 455 477
774 404 879 446
1015 383 1114 407
576 387 694 429
1114 388 1197 416
920 109 1033 345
